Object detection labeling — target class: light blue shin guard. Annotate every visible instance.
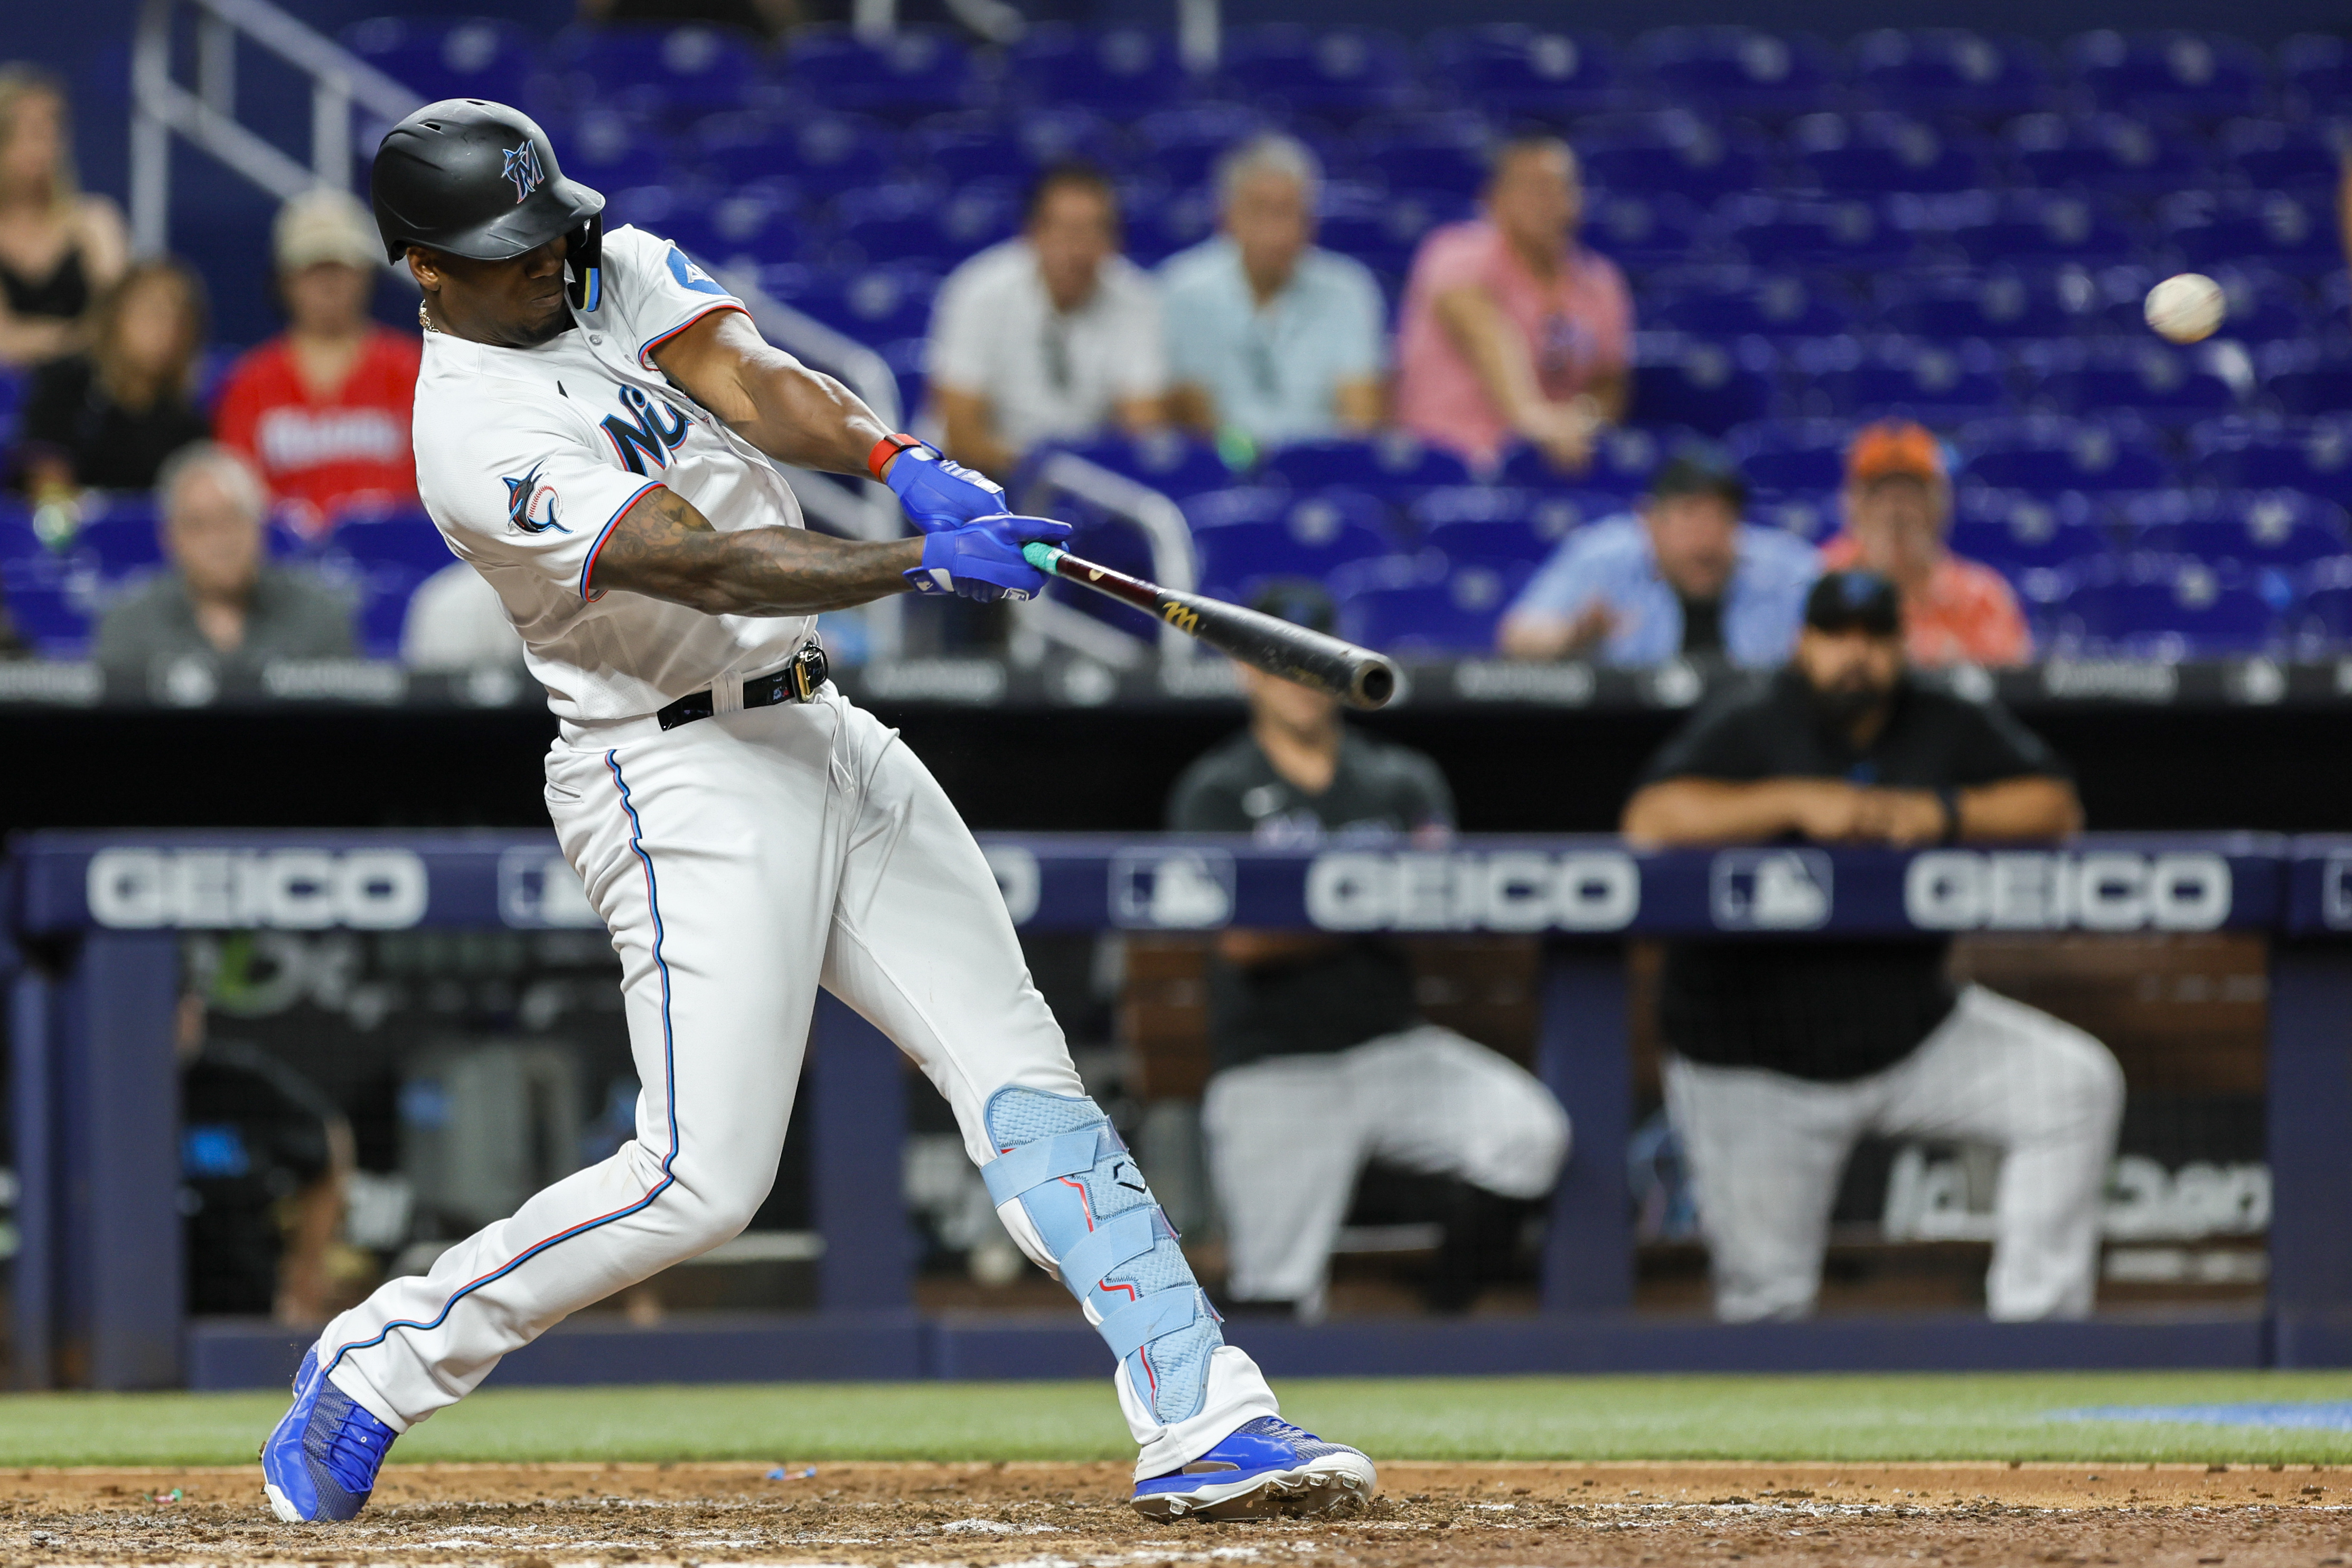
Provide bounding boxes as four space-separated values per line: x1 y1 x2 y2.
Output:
982 1087 1221 1426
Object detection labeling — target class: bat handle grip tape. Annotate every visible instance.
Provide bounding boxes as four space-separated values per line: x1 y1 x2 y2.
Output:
1022 541 1066 572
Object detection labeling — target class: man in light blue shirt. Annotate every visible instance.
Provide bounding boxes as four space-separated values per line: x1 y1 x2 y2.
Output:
1497 447 1819 667
1160 134 1386 454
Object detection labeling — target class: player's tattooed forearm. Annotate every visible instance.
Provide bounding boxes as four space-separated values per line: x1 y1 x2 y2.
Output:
592 485 920 616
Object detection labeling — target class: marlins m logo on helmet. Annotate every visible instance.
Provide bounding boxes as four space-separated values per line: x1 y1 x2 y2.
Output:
501 141 546 203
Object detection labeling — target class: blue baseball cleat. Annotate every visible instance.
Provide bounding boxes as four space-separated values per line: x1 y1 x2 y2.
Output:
1131 1416 1378 1520
261 1349 398 1523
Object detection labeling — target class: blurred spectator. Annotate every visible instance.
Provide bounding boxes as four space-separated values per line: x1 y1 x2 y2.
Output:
1622 571 2121 1322
1392 137 1629 473
177 981 352 1323
18 258 209 494
1498 445 1816 665
1168 582 1570 1320
214 190 421 538
94 443 354 688
1819 420 2030 668
927 163 1166 478
1159 134 1385 456
401 559 526 672
0 65 126 367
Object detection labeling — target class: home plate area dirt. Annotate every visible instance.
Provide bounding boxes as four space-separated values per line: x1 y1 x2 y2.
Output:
9 1461 2352 1567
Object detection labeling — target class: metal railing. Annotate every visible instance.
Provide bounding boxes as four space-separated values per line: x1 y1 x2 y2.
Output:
129 0 423 255
850 0 1221 69
1018 451 1202 663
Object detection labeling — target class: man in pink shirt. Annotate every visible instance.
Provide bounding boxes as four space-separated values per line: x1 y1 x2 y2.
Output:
1392 138 1632 473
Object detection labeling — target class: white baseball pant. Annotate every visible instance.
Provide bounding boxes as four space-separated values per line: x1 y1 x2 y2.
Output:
1201 1024 1571 1315
1664 983 2124 1323
313 690 1278 1476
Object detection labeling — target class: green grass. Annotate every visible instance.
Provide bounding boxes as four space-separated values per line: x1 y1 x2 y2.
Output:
11 1373 2352 1468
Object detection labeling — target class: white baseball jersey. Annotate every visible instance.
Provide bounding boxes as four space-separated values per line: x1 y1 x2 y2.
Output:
411 225 809 724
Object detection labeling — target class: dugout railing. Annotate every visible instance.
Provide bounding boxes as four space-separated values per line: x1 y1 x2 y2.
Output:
6 830 2351 1389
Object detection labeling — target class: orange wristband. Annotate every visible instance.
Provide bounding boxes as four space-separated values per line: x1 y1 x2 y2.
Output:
867 433 923 482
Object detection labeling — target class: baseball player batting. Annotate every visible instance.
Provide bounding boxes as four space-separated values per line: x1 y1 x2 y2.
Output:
260 101 1375 1526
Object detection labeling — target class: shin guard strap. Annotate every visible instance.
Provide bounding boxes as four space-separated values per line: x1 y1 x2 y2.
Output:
1098 1286 1201 1362
981 1129 1103 1206
1058 1208 1161 1295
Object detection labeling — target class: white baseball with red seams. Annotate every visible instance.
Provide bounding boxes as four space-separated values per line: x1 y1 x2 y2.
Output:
312 226 1285 1483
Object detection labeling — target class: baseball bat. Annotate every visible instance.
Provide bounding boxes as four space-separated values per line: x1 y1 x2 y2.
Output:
1023 541 1399 711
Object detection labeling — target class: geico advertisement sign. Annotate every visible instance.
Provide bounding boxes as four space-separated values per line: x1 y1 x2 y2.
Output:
1306 850 1641 932
1904 850 2232 931
86 848 429 930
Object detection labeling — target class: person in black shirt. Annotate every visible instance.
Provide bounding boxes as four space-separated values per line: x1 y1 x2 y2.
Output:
1623 570 2122 1322
18 258 209 495
1168 583 1570 1319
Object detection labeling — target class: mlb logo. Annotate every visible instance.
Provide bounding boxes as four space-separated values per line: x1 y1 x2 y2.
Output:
1710 849 1833 931
1111 850 1235 929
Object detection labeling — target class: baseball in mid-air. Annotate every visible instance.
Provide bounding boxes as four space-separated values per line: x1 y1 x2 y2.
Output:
2145 273 2227 343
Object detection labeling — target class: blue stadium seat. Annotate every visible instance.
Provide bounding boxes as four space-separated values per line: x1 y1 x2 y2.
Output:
793 266 940 348
1260 435 1475 493
2281 34 2352 117
1581 195 1711 270
1728 419 1852 491
1652 273 1854 338
558 109 678 192
1631 28 1840 116
327 510 456 576
1877 269 2103 341
1129 102 1267 190
2161 190 2341 278
2064 31 2270 120
835 184 961 268
342 17 539 107
1347 115 1494 199
1960 417 2176 491
2061 567 2279 656
2124 490 2349 567
1 579 93 659
1847 29 2053 117
1810 342 2011 426
1500 424 1694 496
2218 119 2341 195
1579 115 1770 202
1947 489 2113 572
1219 26 1416 122
2003 112 2213 195
1187 486 1395 598
2294 553 2352 646
1948 193 2140 268
662 191 806 270
1633 341 1776 436
1040 493 1162 643
1316 187 1473 279
1410 486 1601 568
1422 26 1617 119
550 25 761 122
2188 417 2352 503
73 504 164 579
1334 551 1518 655
2266 365 2352 419
1720 196 1919 271
1037 431 1232 500
783 29 983 120
1006 27 1192 120
1122 188 1219 268
903 109 1122 187
2032 343 2237 425
2193 265 2314 344
1787 112 1991 196
1750 491 1837 541
0 497 41 566
692 110 898 196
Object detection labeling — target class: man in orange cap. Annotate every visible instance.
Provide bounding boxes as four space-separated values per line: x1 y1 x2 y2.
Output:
1819 420 2030 668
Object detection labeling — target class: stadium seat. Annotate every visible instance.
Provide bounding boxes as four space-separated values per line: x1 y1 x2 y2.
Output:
1728 419 1853 491
549 25 761 122
2218 118 2341 195
2294 555 2352 644
1749 491 1836 540
1259 435 1474 493
1 579 93 659
835 184 963 269
1186 486 1395 598
328 510 457 576
782 28 983 120
692 111 898 196
2188 418 2352 503
2060 566 2280 656
1129 102 1269 191
1006 27 1192 120
792 266 940 349
1847 29 2053 118
1787 112 1991 196
1333 551 1517 655
1947 489 2114 572
1651 273 1855 338
557 109 678 193
342 17 539 107
1878 269 2106 341
1410 486 1601 568
1812 341 2010 425
2160 190 2342 278
2189 265 2313 344
1498 424 1693 496
1581 194 1711 270
2280 33 2352 117
2032 342 2238 425
1122 189 1219 268
1632 341 1777 436
2002 112 2213 195
662 191 806 270
1631 27 1840 116
2064 30 2270 120
2124 490 2349 568
1219 26 1416 122
1948 192 2141 269
1578 115 1770 202
1959 417 2177 491
1421 26 1617 119
1034 431 1232 501
0 497 42 566
1719 196 1920 271
1039 493 1162 643
903 109 1122 187
1347 114 1495 198
72 504 164 579
2266 365 2352 419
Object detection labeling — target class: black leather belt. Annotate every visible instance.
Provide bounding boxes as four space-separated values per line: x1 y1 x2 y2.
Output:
656 644 829 731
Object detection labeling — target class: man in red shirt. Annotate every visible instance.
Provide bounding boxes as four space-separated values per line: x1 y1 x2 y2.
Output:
1819 420 2031 669
214 190 420 537
1391 138 1632 474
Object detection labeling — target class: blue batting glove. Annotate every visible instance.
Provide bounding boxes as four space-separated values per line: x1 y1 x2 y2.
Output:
884 441 1006 533
904 513 1073 603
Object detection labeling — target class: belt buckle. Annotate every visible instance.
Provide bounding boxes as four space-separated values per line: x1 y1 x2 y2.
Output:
789 643 828 702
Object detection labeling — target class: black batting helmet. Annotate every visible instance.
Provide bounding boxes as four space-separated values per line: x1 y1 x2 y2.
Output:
371 99 606 309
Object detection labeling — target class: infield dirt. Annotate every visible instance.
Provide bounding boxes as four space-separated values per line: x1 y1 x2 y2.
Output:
6 1460 2351 1567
